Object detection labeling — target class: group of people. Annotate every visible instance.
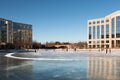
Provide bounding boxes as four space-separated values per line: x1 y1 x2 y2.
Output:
89 48 112 54
100 48 111 54
106 48 111 54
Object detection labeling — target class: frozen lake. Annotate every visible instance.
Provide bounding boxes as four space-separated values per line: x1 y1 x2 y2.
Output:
0 49 120 80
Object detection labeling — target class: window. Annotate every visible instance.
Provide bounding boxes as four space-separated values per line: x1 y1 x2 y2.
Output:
106 20 109 22
101 25 104 38
112 18 115 38
89 22 91 25
8 23 12 27
106 40 109 43
89 41 91 43
101 45 104 48
101 41 104 43
101 20 104 23
97 26 100 39
0 21 5 26
116 40 120 48
106 24 109 38
89 27 92 39
112 40 114 48
89 45 91 48
93 26 96 39
97 21 100 24
97 41 100 43
106 45 109 48
93 45 96 48
116 16 120 38
97 45 100 48
93 22 96 24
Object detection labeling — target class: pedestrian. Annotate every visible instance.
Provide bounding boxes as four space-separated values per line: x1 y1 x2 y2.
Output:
66 48 68 51
106 48 108 54
35 50 36 52
74 48 76 51
98 49 100 52
109 48 111 53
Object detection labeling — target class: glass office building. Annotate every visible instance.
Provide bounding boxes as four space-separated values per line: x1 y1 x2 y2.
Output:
0 18 32 49
88 11 120 48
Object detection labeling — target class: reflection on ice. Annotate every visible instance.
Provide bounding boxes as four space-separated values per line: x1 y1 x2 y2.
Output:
2 49 120 80
88 57 120 80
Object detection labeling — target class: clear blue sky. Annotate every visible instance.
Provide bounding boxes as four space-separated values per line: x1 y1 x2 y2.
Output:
0 0 120 43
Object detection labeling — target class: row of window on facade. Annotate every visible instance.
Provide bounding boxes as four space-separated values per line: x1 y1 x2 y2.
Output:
89 40 120 48
13 24 32 29
89 45 109 48
0 21 32 29
89 24 110 38
89 34 120 39
89 19 109 25
89 40 109 44
89 16 120 39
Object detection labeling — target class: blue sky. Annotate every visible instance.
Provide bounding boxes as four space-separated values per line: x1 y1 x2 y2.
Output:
0 0 120 43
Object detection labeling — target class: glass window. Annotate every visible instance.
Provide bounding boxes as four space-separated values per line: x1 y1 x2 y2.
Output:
97 45 100 48
89 27 92 39
112 18 115 38
89 41 91 43
101 25 104 38
116 40 120 48
106 24 109 38
93 45 96 48
106 45 109 48
89 45 91 48
93 26 96 39
97 21 100 24
97 26 100 39
93 22 96 24
112 40 114 48
106 40 109 43
106 20 109 22
8 23 12 27
101 20 104 23
116 16 120 38
29 26 32 29
0 20 6 31
97 41 100 43
0 21 5 26
101 41 104 43
89 22 91 25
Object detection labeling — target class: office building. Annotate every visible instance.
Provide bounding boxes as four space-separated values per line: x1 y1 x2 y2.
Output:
0 18 32 49
88 11 120 48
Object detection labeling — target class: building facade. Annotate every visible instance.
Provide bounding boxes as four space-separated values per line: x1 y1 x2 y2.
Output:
88 11 120 49
0 18 32 49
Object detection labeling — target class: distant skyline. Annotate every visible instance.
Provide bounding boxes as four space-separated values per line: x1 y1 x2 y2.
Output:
0 0 120 43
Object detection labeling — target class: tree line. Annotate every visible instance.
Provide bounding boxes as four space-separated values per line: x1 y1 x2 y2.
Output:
0 41 87 49
33 41 87 49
